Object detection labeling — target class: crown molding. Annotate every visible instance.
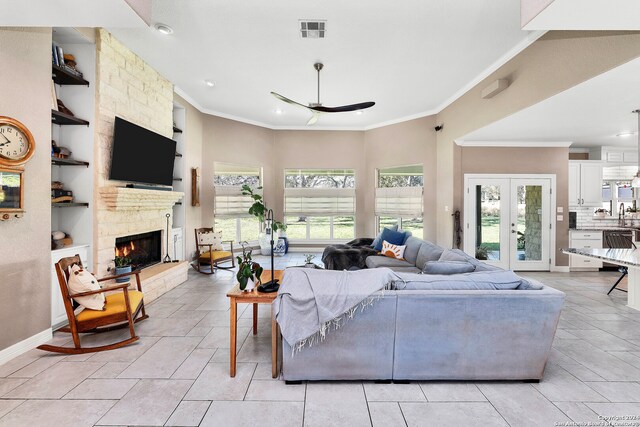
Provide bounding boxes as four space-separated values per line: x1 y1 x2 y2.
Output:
455 140 573 147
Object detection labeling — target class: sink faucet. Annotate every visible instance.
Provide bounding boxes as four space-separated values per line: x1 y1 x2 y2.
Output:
620 202 626 227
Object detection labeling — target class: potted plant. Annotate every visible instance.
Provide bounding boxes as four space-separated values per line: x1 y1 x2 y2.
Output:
241 184 286 255
304 254 316 268
475 246 490 261
114 255 132 283
594 208 608 219
236 243 263 291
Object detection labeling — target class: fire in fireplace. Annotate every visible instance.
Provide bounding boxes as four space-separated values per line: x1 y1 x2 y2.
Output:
115 230 162 270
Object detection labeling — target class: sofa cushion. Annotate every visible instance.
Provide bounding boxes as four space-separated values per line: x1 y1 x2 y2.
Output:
381 240 406 260
393 270 525 291
415 242 445 270
403 236 423 265
388 266 422 274
366 255 414 269
422 261 475 275
438 248 502 272
373 227 409 252
371 225 398 250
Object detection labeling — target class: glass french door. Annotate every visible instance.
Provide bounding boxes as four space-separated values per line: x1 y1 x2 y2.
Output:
465 177 551 271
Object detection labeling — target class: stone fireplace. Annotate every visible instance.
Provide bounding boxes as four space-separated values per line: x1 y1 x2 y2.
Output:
115 230 162 270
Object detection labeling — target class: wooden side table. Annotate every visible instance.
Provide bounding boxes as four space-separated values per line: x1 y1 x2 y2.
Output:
227 270 284 378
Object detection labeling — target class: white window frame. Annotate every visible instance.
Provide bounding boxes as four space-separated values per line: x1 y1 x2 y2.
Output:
283 168 357 242
374 165 424 235
213 163 263 243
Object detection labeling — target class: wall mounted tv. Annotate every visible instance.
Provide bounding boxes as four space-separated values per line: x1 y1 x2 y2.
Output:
109 117 176 187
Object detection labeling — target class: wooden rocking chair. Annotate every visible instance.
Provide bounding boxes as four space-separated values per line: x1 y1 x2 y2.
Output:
192 227 235 275
38 255 148 354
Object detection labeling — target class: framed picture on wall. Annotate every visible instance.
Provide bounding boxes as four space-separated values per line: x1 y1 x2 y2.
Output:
0 168 24 219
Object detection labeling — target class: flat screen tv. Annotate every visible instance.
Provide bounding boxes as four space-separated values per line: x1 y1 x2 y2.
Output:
109 117 177 187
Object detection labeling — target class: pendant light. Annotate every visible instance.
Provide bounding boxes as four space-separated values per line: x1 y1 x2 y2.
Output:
631 109 640 187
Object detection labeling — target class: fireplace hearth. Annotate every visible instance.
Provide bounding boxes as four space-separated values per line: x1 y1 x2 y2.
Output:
115 230 162 270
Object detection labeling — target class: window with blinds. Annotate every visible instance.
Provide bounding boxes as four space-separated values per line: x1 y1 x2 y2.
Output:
284 169 356 216
284 168 356 240
213 163 261 217
375 164 424 237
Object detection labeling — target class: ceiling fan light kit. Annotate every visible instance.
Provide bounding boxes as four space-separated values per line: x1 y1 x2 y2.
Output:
271 62 375 125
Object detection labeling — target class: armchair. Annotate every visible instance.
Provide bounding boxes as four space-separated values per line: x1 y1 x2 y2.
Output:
192 227 235 274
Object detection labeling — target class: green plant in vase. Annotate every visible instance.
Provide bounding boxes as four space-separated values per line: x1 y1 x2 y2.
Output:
241 184 285 232
114 255 132 283
236 242 263 291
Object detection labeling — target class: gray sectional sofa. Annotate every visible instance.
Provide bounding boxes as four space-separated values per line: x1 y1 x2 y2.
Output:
280 237 565 382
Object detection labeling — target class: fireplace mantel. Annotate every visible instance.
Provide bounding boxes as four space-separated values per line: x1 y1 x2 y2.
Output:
100 187 184 211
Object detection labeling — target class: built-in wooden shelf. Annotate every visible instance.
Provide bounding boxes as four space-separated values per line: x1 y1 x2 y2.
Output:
52 64 90 86
175 152 182 158
52 110 90 126
175 202 182 205
173 177 182 181
51 157 90 167
52 202 89 208
173 126 182 134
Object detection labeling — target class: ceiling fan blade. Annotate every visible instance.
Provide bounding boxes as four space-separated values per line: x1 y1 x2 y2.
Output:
271 92 311 110
307 111 321 126
310 101 375 113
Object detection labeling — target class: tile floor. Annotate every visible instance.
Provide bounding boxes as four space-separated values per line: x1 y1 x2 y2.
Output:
2 253 640 426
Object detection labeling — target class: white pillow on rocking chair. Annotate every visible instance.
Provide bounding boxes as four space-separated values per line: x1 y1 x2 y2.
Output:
67 264 105 311
198 230 224 251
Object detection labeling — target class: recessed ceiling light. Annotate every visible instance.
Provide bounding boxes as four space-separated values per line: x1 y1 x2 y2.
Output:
204 79 215 88
274 108 284 115
355 110 364 115
154 23 173 35
617 131 638 137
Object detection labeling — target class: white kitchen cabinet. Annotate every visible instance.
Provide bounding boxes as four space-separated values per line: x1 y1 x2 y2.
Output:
51 244 90 329
569 231 603 270
569 161 603 208
600 146 638 164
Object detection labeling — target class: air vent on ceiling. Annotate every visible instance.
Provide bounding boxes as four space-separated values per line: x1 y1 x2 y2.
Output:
300 20 326 38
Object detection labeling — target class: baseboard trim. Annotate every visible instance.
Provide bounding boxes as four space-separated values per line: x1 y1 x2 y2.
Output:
0 328 52 366
550 266 570 273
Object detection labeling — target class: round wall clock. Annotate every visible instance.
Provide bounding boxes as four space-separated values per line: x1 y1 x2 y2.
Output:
0 116 36 167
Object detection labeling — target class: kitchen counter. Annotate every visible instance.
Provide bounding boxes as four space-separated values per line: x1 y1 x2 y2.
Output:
572 227 640 232
563 247 640 310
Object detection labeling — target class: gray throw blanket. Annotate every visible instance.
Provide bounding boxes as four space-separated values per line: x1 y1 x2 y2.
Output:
273 267 398 352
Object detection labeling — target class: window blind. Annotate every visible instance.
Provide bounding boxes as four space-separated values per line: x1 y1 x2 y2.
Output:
284 188 355 216
214 186 257 217
375 187 423 217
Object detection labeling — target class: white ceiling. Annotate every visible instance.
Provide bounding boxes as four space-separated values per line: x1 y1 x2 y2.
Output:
459 57 640 148
0 0 147 28
523 0 640 30
99 0 536 129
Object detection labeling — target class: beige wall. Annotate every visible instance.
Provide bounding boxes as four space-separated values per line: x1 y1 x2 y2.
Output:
0 28 52 350
460 147 569 265
364 116 437 241
436 31 640 249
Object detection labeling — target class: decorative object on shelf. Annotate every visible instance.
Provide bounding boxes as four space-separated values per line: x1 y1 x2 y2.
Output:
236 242 263 291
51 181 74 204
257 209 280 293
51 230 73 249
56 99 75 117
114 254 132 283
50 80 58 111
191 167 200 206
594 208 608 219
304 254 316 268
0 116 36 167
0 168 24 220
271 62 375 126
276 225 289 254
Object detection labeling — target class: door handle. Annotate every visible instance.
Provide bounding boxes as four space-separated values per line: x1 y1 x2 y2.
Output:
582 198 584 205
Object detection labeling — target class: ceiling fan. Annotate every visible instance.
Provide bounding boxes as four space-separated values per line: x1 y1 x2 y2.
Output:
271 63 375 125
